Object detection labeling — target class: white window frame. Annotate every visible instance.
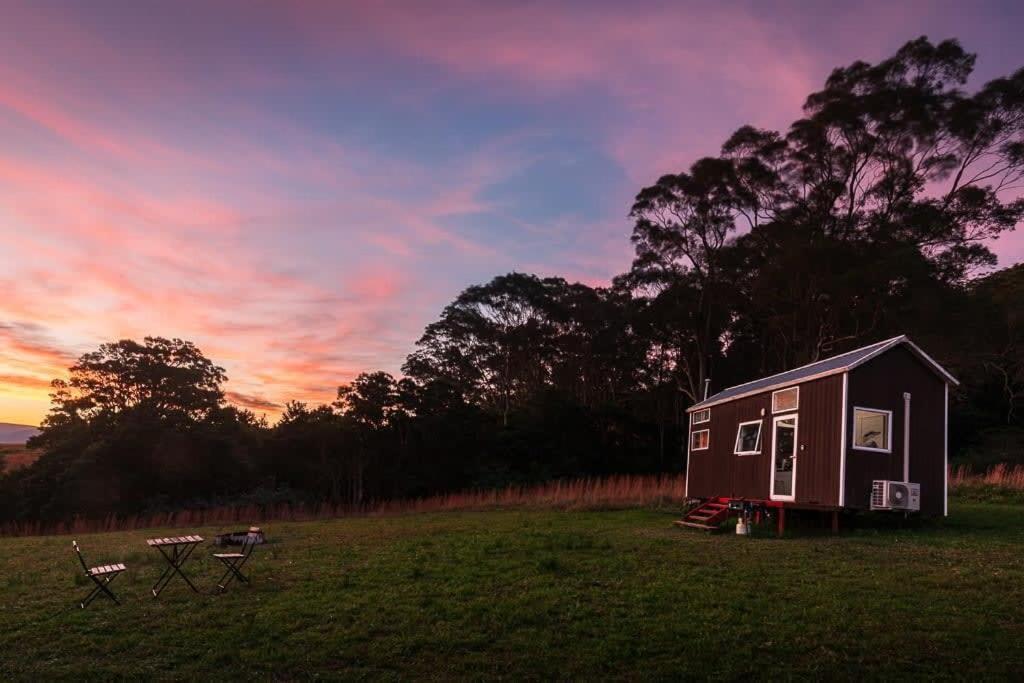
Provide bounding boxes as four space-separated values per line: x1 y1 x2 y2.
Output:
733 420 763 456
772 386 799 413
852 407 893 453
692 408 710 424
690 429 710 451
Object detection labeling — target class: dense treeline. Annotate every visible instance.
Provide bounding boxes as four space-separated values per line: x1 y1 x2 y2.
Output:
2 37 1023 522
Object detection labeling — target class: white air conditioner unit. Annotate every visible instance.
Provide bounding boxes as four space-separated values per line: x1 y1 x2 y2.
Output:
871 480 920 511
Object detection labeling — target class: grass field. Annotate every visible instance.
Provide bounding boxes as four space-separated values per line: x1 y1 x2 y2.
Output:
0 444 40 474
1 503 1023 680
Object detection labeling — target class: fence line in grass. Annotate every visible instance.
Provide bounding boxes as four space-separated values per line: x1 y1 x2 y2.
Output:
0 473 690 537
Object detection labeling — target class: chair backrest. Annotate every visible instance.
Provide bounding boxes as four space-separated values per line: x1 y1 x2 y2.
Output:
241 534 258 558
72 540 89 573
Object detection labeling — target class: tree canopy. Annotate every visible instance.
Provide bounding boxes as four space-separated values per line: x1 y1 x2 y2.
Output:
39 337 226 433
624 37 1024 396
2 37 1022 525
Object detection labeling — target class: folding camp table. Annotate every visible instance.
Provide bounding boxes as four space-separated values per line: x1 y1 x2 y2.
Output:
146 535 204 596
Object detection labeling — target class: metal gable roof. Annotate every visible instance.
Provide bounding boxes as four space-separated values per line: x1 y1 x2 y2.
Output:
688 335 958 412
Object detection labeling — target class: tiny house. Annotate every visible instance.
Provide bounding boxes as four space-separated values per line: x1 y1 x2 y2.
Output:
683 336 957 528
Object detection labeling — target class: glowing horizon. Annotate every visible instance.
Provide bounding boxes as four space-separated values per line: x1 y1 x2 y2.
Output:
2 1 1023 426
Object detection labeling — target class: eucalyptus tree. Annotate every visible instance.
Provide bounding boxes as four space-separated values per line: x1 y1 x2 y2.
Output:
626 155 758 401
404 273 568 425
630 37 1024 382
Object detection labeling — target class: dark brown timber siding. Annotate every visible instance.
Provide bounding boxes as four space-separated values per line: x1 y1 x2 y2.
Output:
796 374 844 506
687 374 843 505
845 346 946 515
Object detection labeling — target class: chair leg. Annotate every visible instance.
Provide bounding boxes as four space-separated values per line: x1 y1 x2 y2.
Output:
80 583 101 609
81 573 120 608
216 562 235 591
104 574 121 605
216 558 248 591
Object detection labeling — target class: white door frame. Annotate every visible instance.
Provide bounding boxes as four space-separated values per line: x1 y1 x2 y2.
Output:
769 414 798 502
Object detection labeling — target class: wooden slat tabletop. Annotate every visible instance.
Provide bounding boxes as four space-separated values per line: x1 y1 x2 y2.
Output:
146 535 204 547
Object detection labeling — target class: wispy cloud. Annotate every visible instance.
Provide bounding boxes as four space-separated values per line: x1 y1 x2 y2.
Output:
0 373 53 391
1 1 1020 425
225 391 283 412
0 322 77 372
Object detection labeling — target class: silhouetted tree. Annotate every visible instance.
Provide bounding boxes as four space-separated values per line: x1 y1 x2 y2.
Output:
630 37 1023 379
34 337 226 443
2 37 1022 526
10 338 249 521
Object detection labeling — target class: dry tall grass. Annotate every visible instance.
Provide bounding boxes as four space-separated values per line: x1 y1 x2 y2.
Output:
0 444 40 473
5 464 1022 538
949 463 1024 491
0 474 689 538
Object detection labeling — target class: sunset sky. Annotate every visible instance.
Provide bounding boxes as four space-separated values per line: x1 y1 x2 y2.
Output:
2 1 1023 426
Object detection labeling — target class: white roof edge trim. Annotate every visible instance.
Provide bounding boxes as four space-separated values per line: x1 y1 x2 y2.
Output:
686 336 958 412
841 337 959 386
904 339 960 386
829 335 906 373
699 335 906 397
686 366 848 412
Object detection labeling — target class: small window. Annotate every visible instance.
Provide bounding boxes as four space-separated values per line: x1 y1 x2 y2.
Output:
691 429 709 451
853 407 891 452
733 420 762 455
692 408 710 424
772 387 799 413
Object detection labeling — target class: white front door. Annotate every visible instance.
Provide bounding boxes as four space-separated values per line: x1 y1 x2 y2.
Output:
770 414 798 501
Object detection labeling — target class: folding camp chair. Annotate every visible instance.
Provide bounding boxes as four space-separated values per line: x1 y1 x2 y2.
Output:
212 535 257 592
72 540 126 609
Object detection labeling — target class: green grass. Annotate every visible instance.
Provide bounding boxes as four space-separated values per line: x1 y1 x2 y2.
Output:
951 484 1024 505
2 503 1024 680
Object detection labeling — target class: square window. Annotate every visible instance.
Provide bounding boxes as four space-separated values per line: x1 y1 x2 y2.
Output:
772 387 799 413
734 420 762 455
853 408 891 452
692 408 711 424
691 429 709 451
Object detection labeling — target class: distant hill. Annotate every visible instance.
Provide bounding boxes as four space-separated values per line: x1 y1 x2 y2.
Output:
0 423 40 444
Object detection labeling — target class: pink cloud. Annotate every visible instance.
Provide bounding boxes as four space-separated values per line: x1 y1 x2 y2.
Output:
1 1 1019 428
282 2 820 176
348 269 406 302
0 323 77 399
0 85 142 162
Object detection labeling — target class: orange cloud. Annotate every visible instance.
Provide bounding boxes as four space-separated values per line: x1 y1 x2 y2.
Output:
0 374 53 391
0 323 77 372
2 0 1018 430
225 391 283 412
